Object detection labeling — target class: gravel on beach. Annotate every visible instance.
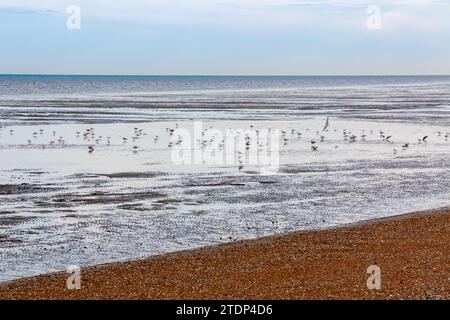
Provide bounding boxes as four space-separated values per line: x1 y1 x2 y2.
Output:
0 209 448 300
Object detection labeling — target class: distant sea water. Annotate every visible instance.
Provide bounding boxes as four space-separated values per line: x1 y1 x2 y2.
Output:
0 75 450 124
0 75 450 282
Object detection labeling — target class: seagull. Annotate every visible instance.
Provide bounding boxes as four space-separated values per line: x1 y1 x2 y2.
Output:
311 145 319 151
88 146 94 153
238 158 244 170
417 136 428 144
322 116 330 132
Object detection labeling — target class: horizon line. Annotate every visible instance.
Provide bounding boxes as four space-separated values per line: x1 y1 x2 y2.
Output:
1 73 450 77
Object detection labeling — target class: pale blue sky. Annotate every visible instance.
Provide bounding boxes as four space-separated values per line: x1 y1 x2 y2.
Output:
1 0 449 75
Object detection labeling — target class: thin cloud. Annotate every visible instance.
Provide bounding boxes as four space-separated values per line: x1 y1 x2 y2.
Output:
0 0 448 31
0 0 443 12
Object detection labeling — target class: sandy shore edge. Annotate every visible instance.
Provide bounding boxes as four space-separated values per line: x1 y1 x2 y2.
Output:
1 208 449 300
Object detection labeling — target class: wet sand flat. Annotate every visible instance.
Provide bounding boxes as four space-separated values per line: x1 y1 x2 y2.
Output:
2 119 450 282
0 208 448 300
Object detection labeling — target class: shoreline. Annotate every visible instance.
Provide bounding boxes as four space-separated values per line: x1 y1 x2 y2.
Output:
0 208 449 300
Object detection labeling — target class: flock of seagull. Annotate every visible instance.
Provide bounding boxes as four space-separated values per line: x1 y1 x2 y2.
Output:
1 120 449 160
